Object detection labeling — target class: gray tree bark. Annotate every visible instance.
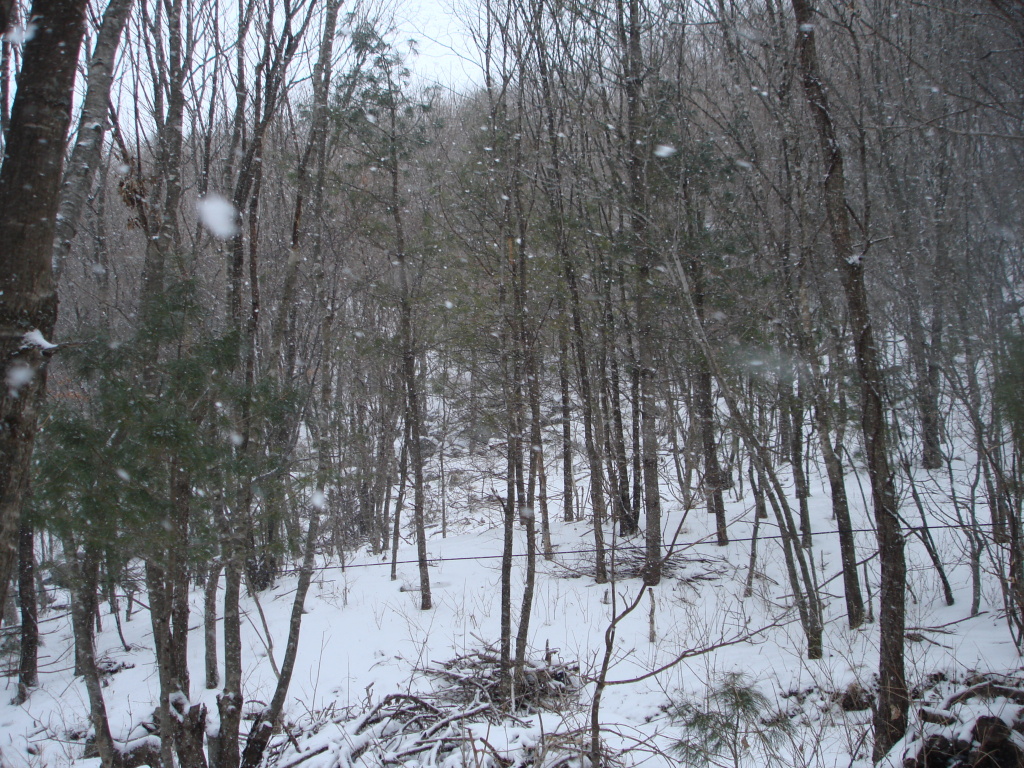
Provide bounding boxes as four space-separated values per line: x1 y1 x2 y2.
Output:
0 0 90 619
51 0 134 278
790 0 908 758
529 0 606 580
65 538 120 768
16 521 38 701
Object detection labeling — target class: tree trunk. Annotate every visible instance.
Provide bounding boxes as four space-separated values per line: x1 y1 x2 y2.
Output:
215 531 243 768
695 361 728 545
173 701 209 768
670 256 824 659
785 372 812 548
390 424 410 581
391 98 430 611
514 499 537 673
558 306 575 523
146 559 179 768
0 0 90 620
0 4 15 139
744 467 764 598
500 422 516 674
170 462 192 694
138 0 185 343
239 503 321 768
204 559 222 689
0 0 14 35
687 254 728 545
17 521 38 700
66 538 120 768
527 341 553 558
268 0 343 365
51 0 134 278
814 402 864 628
530 6 605 578
616 0 663 583
602 257 635 537
790 1 907 757
791 266 865 628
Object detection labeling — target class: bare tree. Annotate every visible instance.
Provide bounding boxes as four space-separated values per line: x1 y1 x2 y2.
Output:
790 0 908 757
51 0 135 278
0 0 90 620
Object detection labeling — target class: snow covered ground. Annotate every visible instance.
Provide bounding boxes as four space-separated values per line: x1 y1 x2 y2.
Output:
1 452 1019 767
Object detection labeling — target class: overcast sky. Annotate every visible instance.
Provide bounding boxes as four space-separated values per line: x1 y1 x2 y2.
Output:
391 0 483 94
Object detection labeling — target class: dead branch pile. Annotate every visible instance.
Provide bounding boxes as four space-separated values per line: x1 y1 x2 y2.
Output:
266 692 595 768
902 673 1024 768
561 547 726 583
425 645 580 714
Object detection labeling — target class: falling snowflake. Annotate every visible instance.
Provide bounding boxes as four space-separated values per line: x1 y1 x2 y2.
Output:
5 365 34 394
197 194 239 239
4 23 37 44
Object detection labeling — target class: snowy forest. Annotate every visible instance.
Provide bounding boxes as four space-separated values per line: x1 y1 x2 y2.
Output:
0 0 1023 766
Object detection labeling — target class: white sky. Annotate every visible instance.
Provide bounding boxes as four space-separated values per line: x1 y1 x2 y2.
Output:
390 0 483 95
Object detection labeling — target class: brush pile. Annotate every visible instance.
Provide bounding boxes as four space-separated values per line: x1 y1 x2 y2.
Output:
266 689 594 768
562 546 726 583
425 645 580 714
265 694 500 768
898 674 1024 768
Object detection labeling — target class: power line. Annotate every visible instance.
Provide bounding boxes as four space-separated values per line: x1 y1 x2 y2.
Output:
287 520 998 574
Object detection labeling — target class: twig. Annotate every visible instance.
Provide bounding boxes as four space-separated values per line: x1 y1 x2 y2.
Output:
942 681 1024 709
918 707 958 726
906 612 988 633
604 619 783 686
276 744 329 768
424 703 490 737
244 572 281 679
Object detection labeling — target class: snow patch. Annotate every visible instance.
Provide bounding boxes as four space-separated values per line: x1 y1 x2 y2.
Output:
23 329 57 349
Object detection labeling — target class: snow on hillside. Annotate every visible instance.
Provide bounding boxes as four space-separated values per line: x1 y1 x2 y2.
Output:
0 453 1019 768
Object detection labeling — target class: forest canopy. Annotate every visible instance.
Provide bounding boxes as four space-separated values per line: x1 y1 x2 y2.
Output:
0 0 1022 766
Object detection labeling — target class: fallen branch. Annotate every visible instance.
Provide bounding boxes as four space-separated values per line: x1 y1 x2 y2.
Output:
271 689 587 768
604 619 782 687
942 681 1024 709
918 707 958 726
276 744 329 768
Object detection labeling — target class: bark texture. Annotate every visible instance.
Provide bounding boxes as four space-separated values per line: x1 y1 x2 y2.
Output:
790 0 908 758
17 521 38 699
0 0 90 618
51 0 134 278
